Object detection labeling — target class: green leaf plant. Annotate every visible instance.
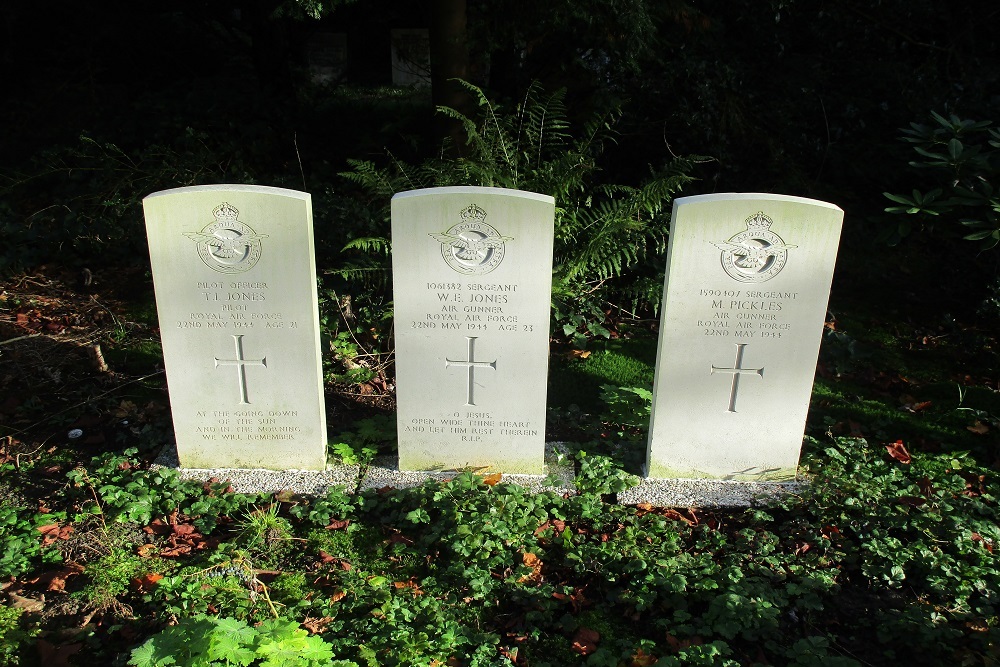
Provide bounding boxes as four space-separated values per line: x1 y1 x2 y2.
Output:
338 80 705 343
884 111 1000 250
128 614 353 667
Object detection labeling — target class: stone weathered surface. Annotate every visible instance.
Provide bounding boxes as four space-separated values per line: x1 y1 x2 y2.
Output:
647 193 843 480
143 185 327 470
392 187 554 473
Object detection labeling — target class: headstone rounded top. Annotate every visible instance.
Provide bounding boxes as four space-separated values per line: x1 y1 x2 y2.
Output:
675 192 843 213
143 184 309 203
391 186 554 205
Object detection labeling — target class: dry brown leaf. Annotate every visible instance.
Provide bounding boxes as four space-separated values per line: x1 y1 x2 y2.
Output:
967 421 990 435
631 648 658 666
29 563 85 592
302 616 335 634
325 519 351 530
330 590 346 603
482 473 502 486
519 552 543 584
571 627 600 655
131 573 164 592
393 580 425 595
172 523 197 536
137 543 158 558
885 440 912 464
37 522 73 545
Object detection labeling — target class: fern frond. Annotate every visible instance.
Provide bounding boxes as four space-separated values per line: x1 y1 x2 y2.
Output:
342 236 391 255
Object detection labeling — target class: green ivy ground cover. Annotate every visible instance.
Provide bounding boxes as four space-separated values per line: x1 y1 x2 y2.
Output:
1 271 997 666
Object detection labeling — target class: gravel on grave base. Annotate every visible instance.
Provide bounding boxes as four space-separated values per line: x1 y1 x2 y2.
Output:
617 477 807 508
151 443 805 507
151 443 576 496
151 447 360 495
359 442 577 495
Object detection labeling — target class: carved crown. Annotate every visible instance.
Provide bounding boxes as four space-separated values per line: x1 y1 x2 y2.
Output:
213 202 240 222
745 211 773 231
460 204 487 223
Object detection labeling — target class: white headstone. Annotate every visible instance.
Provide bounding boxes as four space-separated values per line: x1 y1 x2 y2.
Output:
390 28 431 87
143 185 327 470
392 187 554 473
647 193 843 480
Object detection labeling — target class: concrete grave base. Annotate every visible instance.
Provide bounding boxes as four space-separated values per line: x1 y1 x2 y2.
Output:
153 442 808 507
152 442 576 497
617 477 806 508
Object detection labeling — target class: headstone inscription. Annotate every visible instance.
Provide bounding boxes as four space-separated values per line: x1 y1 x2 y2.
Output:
392 187 555 473
647 193 843 480
143 185 327 470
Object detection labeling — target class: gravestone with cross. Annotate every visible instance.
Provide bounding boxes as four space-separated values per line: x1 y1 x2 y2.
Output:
143 185 327 470
647 193 843 480
392 187 555 473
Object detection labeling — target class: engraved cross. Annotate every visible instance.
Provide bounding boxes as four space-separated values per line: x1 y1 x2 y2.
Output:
711 343 764 413
215 334 267 404
445 336 496 406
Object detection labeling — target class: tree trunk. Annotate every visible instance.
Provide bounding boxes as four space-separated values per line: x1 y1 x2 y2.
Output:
429 0 473 156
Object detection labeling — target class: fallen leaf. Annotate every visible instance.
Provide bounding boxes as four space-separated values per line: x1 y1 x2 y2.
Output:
967 421 990 435
330 590 346 603
137 543 158 558
393 579 425 595
661 509 696 526
37 522 74 545
482 472 502 486
159 544 193 557
519 552 543 584
29 563 85 592
325 519 350 530
302 616 335 633
143 519 172 535
885 440 911 464
631 648 657 666
970 534 993 554
131 573 164 592
571 627 600 656
568 349 591 359
172 523 197 536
